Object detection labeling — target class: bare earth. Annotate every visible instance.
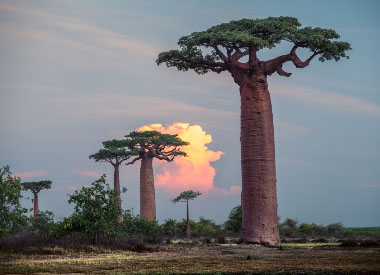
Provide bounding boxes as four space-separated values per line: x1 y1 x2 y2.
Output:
1 243 380 274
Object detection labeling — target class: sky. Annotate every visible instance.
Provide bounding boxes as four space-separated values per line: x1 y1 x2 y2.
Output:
0 0 379 227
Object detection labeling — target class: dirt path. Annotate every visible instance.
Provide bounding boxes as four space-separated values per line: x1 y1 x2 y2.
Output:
1 244 380 274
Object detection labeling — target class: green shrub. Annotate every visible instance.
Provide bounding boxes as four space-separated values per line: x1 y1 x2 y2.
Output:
197 217 220 236
29 210 56 237
0 166 28 236
67 175 121 243
224 205 241 233
120 210 161 236
161 218 178 237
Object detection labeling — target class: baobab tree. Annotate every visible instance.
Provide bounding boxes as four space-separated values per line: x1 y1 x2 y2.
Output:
126 130 188 221
89 139 139 211
171 190 201 238
21 180 52 219
157 16 351 246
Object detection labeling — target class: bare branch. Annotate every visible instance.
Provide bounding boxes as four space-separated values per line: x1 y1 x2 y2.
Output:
276 64 292 77
291 51 322 68
213 45 229 64
125 156 142 165
263 43 323 77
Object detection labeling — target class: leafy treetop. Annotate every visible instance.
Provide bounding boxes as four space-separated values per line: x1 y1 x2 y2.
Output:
21 180 52 194
156 16 351 78
125 130 189 164
0 166 28 234
172 190 202 203
89 139 140 167
67 175 121 240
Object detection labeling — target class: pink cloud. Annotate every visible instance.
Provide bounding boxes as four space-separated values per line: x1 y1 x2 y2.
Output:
13 171 48 179
137 123 240 196
76 170 102 178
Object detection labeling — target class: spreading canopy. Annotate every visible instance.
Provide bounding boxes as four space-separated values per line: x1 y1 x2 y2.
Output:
125 130 189 164
89 139 140 167
21 180 52 194
156 16 351 78
172 190 202 203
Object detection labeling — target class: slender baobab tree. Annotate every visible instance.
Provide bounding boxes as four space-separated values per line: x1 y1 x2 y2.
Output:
21 180 52 219
172 190 201 238
126 131 188 221
89 139 138 211
157 16 351 246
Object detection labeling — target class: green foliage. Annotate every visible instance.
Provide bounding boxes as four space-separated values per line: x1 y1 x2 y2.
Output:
157 16 351 75
171 190 201 203
224 205 242 233
177 218 198 236
67 175 121 242
283 218 298 228
89 139 139 166
0 166 28 236
29 210 56 237
326 222 344 236
119 210 161 236
21 180 52 194
279 219 349 238
197 217 220 236
126 130 189 161
161 218 178 237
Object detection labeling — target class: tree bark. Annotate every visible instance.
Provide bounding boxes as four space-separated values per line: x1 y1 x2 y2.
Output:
114 164 122 221
33 192 39 220
140 156 156 221
186 200 190 238
114 165 121 210
240 73 280 246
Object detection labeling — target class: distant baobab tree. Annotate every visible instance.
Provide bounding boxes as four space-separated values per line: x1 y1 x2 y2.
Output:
172 190 201 238
157 16 350 246
22 180 52 219
125 131 188 221
89 139 139 212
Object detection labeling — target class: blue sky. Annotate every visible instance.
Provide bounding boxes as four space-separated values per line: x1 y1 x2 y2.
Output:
0 0 379 226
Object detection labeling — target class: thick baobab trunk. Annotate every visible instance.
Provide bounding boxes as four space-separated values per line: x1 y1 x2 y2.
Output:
114 165 121 209
186 200 190 238
240 74 280 246
140 156 156 221
33 192 39 220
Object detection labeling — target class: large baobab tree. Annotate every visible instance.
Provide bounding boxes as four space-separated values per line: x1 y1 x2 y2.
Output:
171 190 201 238
126 131 188 221
89 139 139 211
21 180 52 219
156 16 351 246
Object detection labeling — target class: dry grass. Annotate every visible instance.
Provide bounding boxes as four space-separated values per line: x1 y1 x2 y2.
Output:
1 243 380 274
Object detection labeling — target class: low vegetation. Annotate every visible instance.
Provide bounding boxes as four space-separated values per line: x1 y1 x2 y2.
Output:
1 165 379 273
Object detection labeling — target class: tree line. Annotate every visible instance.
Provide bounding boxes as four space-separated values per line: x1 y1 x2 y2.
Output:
1 164 362 245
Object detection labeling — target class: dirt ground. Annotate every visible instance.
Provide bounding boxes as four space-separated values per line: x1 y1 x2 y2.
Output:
1 243 380 274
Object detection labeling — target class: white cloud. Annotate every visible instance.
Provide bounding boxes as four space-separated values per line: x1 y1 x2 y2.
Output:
272 83 380 116
0 2 157 58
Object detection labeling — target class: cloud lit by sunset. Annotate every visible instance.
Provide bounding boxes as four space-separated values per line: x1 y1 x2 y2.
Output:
137 123 239 195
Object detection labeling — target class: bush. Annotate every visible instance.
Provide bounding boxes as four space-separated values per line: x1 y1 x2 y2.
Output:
161 218 178 237
66 175 121 243
197 217 220 237
29 210 56 237
326 222 344 237
0 166 28 236
224 205 241 233
119 210 161 236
